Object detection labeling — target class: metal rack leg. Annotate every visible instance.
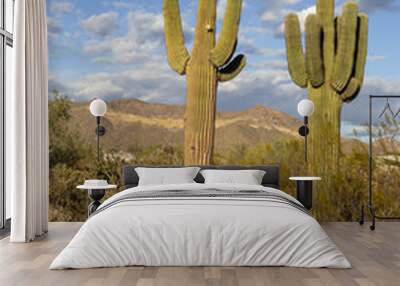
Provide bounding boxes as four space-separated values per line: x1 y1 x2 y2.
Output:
359 204 364 225
366 95 400 231
361 203 400 230
370 207 375 231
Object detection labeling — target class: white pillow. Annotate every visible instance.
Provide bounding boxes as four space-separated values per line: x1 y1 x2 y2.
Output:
200 169 266 185
135 167 200 186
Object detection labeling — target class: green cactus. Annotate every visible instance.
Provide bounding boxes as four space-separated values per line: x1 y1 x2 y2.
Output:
163 0 246 165
284 0 368 180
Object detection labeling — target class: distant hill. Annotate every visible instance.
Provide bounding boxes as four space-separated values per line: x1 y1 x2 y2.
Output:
68 99 302 154
68 98 376 156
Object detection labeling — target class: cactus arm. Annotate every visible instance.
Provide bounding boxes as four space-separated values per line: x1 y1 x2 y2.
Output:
354 13 368 85
340 13 369 102
217 54 246 82
340 78 360 102
162 0 190 75
209 0 243 67
305 14 324 87
331 2 359 92
284 13 307 88
316 0 334 27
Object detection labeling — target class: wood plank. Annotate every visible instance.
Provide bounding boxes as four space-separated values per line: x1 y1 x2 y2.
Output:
0 222 399 286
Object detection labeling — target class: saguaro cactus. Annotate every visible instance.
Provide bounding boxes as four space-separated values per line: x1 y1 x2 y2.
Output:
163 0 246 165
284 0 368 179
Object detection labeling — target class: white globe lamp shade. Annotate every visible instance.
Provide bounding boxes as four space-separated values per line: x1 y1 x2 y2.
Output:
90 99 107 117
297 99 315 117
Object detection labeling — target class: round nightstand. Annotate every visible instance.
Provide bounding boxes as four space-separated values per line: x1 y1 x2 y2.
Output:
77 182 117 216
289 177 321 210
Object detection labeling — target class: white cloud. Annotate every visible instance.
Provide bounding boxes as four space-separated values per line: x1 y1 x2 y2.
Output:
249 59 288 70
50 1 73 15
261 10 284 22
362 76 400 95
51 1 302 115
49 46 302 116
295 6 316 31
127 10 164 47
82 40 111 54
71 73 125 99
81 10 193 65
81 12 119 36
341 121 369 140
216 63 305 114
51 58 186 104
217 0 228 20
257 0 318 39
47 18 62 36
357 0 400 13
238 34 285 56
342 76 400 124
283 0 302 4
81 10 163 64
240 26 269 34
112 1 133 9
259 0 301 23
273 5 316 37
367 55 388 62
217 0 247 21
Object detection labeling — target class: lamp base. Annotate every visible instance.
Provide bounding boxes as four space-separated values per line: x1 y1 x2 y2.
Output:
298 126 309 137
95 125 106 136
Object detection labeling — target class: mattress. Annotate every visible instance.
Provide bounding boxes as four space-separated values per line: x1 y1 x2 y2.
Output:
50 183 350 269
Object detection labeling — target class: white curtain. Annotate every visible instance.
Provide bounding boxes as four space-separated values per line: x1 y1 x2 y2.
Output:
7 0 49 242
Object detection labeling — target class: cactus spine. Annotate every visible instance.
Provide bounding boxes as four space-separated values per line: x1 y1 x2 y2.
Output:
284 0 368 181
163 0 246 165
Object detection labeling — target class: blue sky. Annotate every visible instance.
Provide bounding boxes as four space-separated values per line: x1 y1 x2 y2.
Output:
47 0 400 137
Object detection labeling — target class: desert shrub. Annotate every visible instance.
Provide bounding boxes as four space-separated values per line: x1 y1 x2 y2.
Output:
49 94 124 221
49 94 184 221
129 144 184 165
49 164 91 221
217 140 306 199
217 137 400 221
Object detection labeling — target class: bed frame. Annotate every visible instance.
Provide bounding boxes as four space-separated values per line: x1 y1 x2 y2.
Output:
122 165 280 189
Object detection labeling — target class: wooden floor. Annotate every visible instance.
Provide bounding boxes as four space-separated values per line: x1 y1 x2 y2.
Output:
0 222 399 286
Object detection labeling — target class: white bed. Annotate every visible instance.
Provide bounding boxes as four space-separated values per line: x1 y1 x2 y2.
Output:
50 183 351 269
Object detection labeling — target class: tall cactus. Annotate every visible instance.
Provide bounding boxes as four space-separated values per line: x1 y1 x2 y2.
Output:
163 0 246 165
284 0 368 181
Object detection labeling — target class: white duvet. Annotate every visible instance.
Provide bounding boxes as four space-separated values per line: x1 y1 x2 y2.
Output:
50 183 351 269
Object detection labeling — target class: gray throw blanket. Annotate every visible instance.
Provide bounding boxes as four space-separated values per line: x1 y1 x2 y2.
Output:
91 189 309 217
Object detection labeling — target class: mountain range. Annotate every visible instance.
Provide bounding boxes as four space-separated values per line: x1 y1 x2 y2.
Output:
67 98 384 157
69 99 303 154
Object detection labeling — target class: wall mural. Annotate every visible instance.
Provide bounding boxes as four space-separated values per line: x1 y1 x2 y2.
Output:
47 0 400 222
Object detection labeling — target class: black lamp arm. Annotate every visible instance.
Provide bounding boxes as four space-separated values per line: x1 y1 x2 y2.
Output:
95 117 106 137
298 116 309 163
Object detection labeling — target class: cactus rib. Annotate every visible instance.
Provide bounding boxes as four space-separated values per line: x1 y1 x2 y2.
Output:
355 13 368 84
218 54 247 82
316 0 334 27
209 0 243 67
163 0 190 75
305 14 324 87
331 3 358 92
340 13 368 101
340 78 361 102
284 13 307 88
